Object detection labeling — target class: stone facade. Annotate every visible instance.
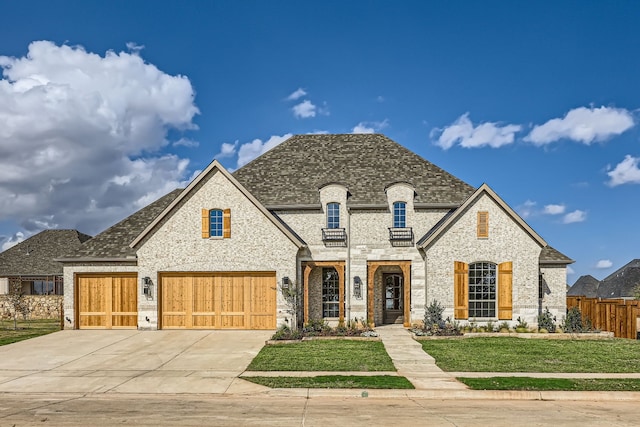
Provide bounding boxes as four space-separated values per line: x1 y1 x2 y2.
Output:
135 169 300 329
0 295 63 320
423 192 555 326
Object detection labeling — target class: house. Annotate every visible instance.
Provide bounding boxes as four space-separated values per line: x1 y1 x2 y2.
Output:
58 134 573 330
569 259 640 299
0 229 92 295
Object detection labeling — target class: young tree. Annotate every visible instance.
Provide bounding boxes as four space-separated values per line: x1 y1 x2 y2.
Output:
280 279 300 330
7 278 30 330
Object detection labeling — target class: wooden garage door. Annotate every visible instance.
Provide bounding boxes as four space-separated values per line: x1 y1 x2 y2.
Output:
160 272 276 329
77 274 138 329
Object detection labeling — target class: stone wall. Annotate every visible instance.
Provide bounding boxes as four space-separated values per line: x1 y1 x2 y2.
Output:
0 295 63 320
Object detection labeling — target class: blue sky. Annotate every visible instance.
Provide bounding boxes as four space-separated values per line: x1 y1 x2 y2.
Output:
1 1 639 283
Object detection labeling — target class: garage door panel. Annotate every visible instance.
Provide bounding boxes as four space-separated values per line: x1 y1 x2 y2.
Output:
77 275 137 329
160 273 275 330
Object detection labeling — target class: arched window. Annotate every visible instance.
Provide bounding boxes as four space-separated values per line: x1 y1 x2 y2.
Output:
393 202 406 228
209 209 223 237
468 262 496 318
327 203 340 229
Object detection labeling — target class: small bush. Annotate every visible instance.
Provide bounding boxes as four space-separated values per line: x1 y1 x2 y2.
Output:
271 324 303 340
563 307 583 333
516 317 529 330
423 299 445 331
537 307 557 333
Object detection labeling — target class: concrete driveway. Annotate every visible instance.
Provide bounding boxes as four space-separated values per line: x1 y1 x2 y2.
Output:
0 330 272 394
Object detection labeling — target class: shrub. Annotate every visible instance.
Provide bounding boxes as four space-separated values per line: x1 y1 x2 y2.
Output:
271 324 302 340
537 307 557 333
423 299 445 331
302 319 332 336
563 307 584 333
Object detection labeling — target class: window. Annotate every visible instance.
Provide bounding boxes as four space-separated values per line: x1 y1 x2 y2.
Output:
322 268 339 318
202 208 231 238
468 262 496 318
477 211 489 238
209 209 223 237
393 202 406 228
327 203 340 229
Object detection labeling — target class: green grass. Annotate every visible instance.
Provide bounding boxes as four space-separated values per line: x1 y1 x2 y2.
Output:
0 318 61 346
459 377 640 391
247 340 395 371
420 337 640 373
243 375 414 389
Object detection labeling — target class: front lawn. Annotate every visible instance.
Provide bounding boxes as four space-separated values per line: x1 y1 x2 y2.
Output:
459 377 640 391
247 340 395 371
420 337 640 373
0 319 61 346
243 375 413 389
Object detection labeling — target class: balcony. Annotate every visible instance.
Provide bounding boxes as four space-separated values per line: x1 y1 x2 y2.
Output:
322 228 347 247
389 227 414 247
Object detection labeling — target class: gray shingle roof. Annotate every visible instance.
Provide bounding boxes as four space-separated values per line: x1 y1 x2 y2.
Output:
539 246 574 264
0 230 92 276
67 189 182 259
596 259 640 299
567 275 600 297
232 134 475 206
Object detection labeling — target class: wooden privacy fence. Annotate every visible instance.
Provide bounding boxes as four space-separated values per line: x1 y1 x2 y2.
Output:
567 296 640 339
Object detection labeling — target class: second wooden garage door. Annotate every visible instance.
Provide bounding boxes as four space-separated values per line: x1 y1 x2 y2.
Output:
160 272 276 329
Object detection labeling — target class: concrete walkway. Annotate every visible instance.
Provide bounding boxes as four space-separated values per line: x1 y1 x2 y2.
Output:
375 324 467 390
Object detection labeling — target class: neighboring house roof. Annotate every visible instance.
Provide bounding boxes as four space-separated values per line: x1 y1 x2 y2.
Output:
0 230 92 276
539 246 574 265
232 134 475 207
567 275 600 297
596 259 640 299
58 189 183 261
130 160 306 249
416 183 548 250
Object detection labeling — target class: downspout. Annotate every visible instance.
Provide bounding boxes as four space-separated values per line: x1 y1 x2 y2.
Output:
346 205 351 323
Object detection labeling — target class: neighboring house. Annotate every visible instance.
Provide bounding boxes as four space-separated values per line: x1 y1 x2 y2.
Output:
569 259 640 299
0 230 92 295
58 134 572 330
567 274 600 298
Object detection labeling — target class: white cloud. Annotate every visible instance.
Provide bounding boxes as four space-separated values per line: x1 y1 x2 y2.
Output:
0 41 199 236
607 155 640 186
567 266 575 275
563 210 586 224
431 113 521 150
543 204 566 215
286 88 307 101
125 42 145 53
214 141 238 159
525 106 634 146
1 231 25 251
376 95 384 103
173 137 199 148
517 200 537 219
595 259 613 269
292 100 316 118
236 134 293 168
352 119 389 134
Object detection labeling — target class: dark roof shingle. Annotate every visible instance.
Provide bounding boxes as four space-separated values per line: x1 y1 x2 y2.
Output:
0 230 92 276
539 246 574 264
232 134 475 206
567 275 600 297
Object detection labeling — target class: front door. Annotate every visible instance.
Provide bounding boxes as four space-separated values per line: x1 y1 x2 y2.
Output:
383 273 403 324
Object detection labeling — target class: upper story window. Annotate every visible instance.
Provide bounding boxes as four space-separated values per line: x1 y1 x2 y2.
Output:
209 209 223 237
477 211 489 238
327 203 340 229
393 202 406 228
201 208 231 239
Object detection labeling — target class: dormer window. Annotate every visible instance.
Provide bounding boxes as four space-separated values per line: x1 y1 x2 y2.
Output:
393 202 406 228
327 203 340 229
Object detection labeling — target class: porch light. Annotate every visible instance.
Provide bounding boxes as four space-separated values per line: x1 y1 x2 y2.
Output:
141 277 153 300
353 276 362 299
282 276 290 290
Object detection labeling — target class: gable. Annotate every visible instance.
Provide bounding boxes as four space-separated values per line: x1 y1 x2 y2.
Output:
417 183 546 250
131 160 305 250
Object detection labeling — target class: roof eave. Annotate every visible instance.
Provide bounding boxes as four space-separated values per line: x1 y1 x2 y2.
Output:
55 257 138 263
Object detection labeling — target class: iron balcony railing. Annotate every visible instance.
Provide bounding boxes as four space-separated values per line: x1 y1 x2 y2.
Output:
322 228 347 242
388 227 414 242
